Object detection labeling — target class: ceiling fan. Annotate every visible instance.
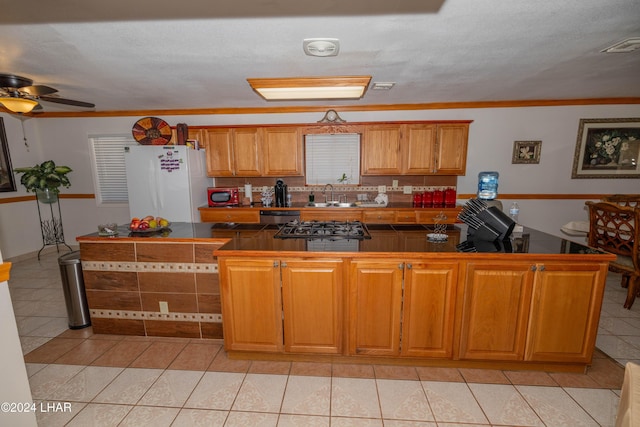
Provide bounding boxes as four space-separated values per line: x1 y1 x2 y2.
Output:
0 73 95 114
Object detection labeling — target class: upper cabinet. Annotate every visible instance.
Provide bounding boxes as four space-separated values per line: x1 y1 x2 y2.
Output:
204 128 262 177
361 125 403 175
435 124 469 175
262 127 303 176
361 122 469 175
204 127 302 177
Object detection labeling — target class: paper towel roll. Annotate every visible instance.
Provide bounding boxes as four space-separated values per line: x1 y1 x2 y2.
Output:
244 184 253 202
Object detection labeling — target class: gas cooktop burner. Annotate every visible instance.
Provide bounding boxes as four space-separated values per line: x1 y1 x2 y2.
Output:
274 220 371 240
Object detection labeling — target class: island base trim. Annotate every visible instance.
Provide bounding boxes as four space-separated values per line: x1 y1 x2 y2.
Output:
225 350 589 373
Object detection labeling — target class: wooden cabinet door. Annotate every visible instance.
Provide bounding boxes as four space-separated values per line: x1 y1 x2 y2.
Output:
402 124 437 174
435 124 468 175
349 260 403 355
204 129 234 176
233 128 262 176
402 261 458 358
262 127 302 176
219 258 283 352
525 262 608 363
281 259 343 354
459 261 534 360
361 125 402 175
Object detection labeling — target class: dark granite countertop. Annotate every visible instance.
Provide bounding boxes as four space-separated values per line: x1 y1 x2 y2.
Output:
212 223 607 256
76 222 611 258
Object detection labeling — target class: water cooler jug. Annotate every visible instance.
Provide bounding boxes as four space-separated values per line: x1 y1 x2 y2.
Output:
477 171 499 200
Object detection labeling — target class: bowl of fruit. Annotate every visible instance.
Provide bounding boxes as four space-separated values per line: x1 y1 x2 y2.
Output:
129 215 171 234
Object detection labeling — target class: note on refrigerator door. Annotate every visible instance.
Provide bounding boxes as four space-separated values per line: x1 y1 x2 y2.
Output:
158 149 183 173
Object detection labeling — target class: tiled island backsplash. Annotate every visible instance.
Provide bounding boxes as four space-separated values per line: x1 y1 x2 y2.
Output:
79 241 225 339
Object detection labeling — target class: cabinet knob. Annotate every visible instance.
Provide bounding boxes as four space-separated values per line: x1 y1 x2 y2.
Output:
530 265 537 271
539 265 545 271
398 263 404 269
281 262 288 268
273 261 279 267
407 263 412 269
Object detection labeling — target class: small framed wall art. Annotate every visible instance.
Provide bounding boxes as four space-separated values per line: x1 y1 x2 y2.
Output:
512 140 542 164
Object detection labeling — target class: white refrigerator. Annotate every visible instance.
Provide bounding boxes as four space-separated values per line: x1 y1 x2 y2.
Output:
124 145 211 222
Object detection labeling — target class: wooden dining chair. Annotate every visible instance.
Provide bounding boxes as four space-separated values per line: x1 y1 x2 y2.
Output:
602 194 640 208
585 201 640 309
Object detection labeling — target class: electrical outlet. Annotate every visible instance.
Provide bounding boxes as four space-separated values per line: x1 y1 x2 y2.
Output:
378 185 386 193
403 185 412 194
392 179 398 188
159 301 169 314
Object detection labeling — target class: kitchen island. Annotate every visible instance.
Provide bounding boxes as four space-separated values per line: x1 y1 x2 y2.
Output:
77 222 614 372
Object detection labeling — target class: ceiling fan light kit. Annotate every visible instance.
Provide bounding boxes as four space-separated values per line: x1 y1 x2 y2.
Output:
247 76 371 100
0 96 38 113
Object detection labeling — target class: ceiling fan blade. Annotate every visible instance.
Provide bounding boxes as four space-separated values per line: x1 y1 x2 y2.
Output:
0 73 33 88
21 85 58 96
38 95 95 108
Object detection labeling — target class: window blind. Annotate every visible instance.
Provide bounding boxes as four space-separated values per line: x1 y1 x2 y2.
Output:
305 133 360 185
89 135 133 204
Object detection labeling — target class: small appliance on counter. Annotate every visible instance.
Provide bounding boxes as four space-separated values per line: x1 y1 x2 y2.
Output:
274 179 288 207
207 187 240 207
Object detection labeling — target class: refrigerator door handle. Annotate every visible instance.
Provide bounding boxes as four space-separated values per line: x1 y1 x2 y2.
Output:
155 163 164 211
147 159 159 212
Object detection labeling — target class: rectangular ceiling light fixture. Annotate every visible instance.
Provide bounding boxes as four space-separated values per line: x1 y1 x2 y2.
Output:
247 76 371 100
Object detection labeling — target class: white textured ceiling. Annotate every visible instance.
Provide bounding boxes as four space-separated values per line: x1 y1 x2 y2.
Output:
0 0 639 112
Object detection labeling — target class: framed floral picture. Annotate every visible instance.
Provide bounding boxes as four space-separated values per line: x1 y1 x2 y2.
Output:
512 141 541 164
0 117 17 192
572 118 640 178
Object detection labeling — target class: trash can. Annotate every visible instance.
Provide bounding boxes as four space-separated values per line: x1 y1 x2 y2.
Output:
58 251 91 329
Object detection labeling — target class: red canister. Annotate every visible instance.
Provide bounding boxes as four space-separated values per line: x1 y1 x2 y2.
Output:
413 192 423 207
444 187 457 207
433 189 444 207
422 191 433 207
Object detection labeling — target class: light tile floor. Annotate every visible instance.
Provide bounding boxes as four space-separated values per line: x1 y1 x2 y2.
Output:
7 250 639 426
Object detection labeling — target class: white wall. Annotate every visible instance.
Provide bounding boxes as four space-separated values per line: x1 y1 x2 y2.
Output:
1 104 639 259
0 250 37 426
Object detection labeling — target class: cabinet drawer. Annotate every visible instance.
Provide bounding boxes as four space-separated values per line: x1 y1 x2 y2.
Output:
200 209 260 223
301 210 363 222
362 210 395 223
394 211 417 223
416 208 461 224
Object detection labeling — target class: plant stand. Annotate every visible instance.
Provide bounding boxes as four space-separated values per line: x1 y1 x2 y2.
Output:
35 193 72 260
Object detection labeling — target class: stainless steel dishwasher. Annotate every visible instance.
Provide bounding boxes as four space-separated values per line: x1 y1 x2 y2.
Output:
259 210 301 224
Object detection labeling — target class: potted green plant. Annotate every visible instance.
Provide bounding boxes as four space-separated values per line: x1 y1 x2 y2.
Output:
14 160 72 204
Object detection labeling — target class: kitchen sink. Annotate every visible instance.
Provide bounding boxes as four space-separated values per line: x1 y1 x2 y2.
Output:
307 202 357 208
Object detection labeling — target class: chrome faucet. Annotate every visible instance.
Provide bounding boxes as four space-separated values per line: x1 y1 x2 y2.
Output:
323 184 334 203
